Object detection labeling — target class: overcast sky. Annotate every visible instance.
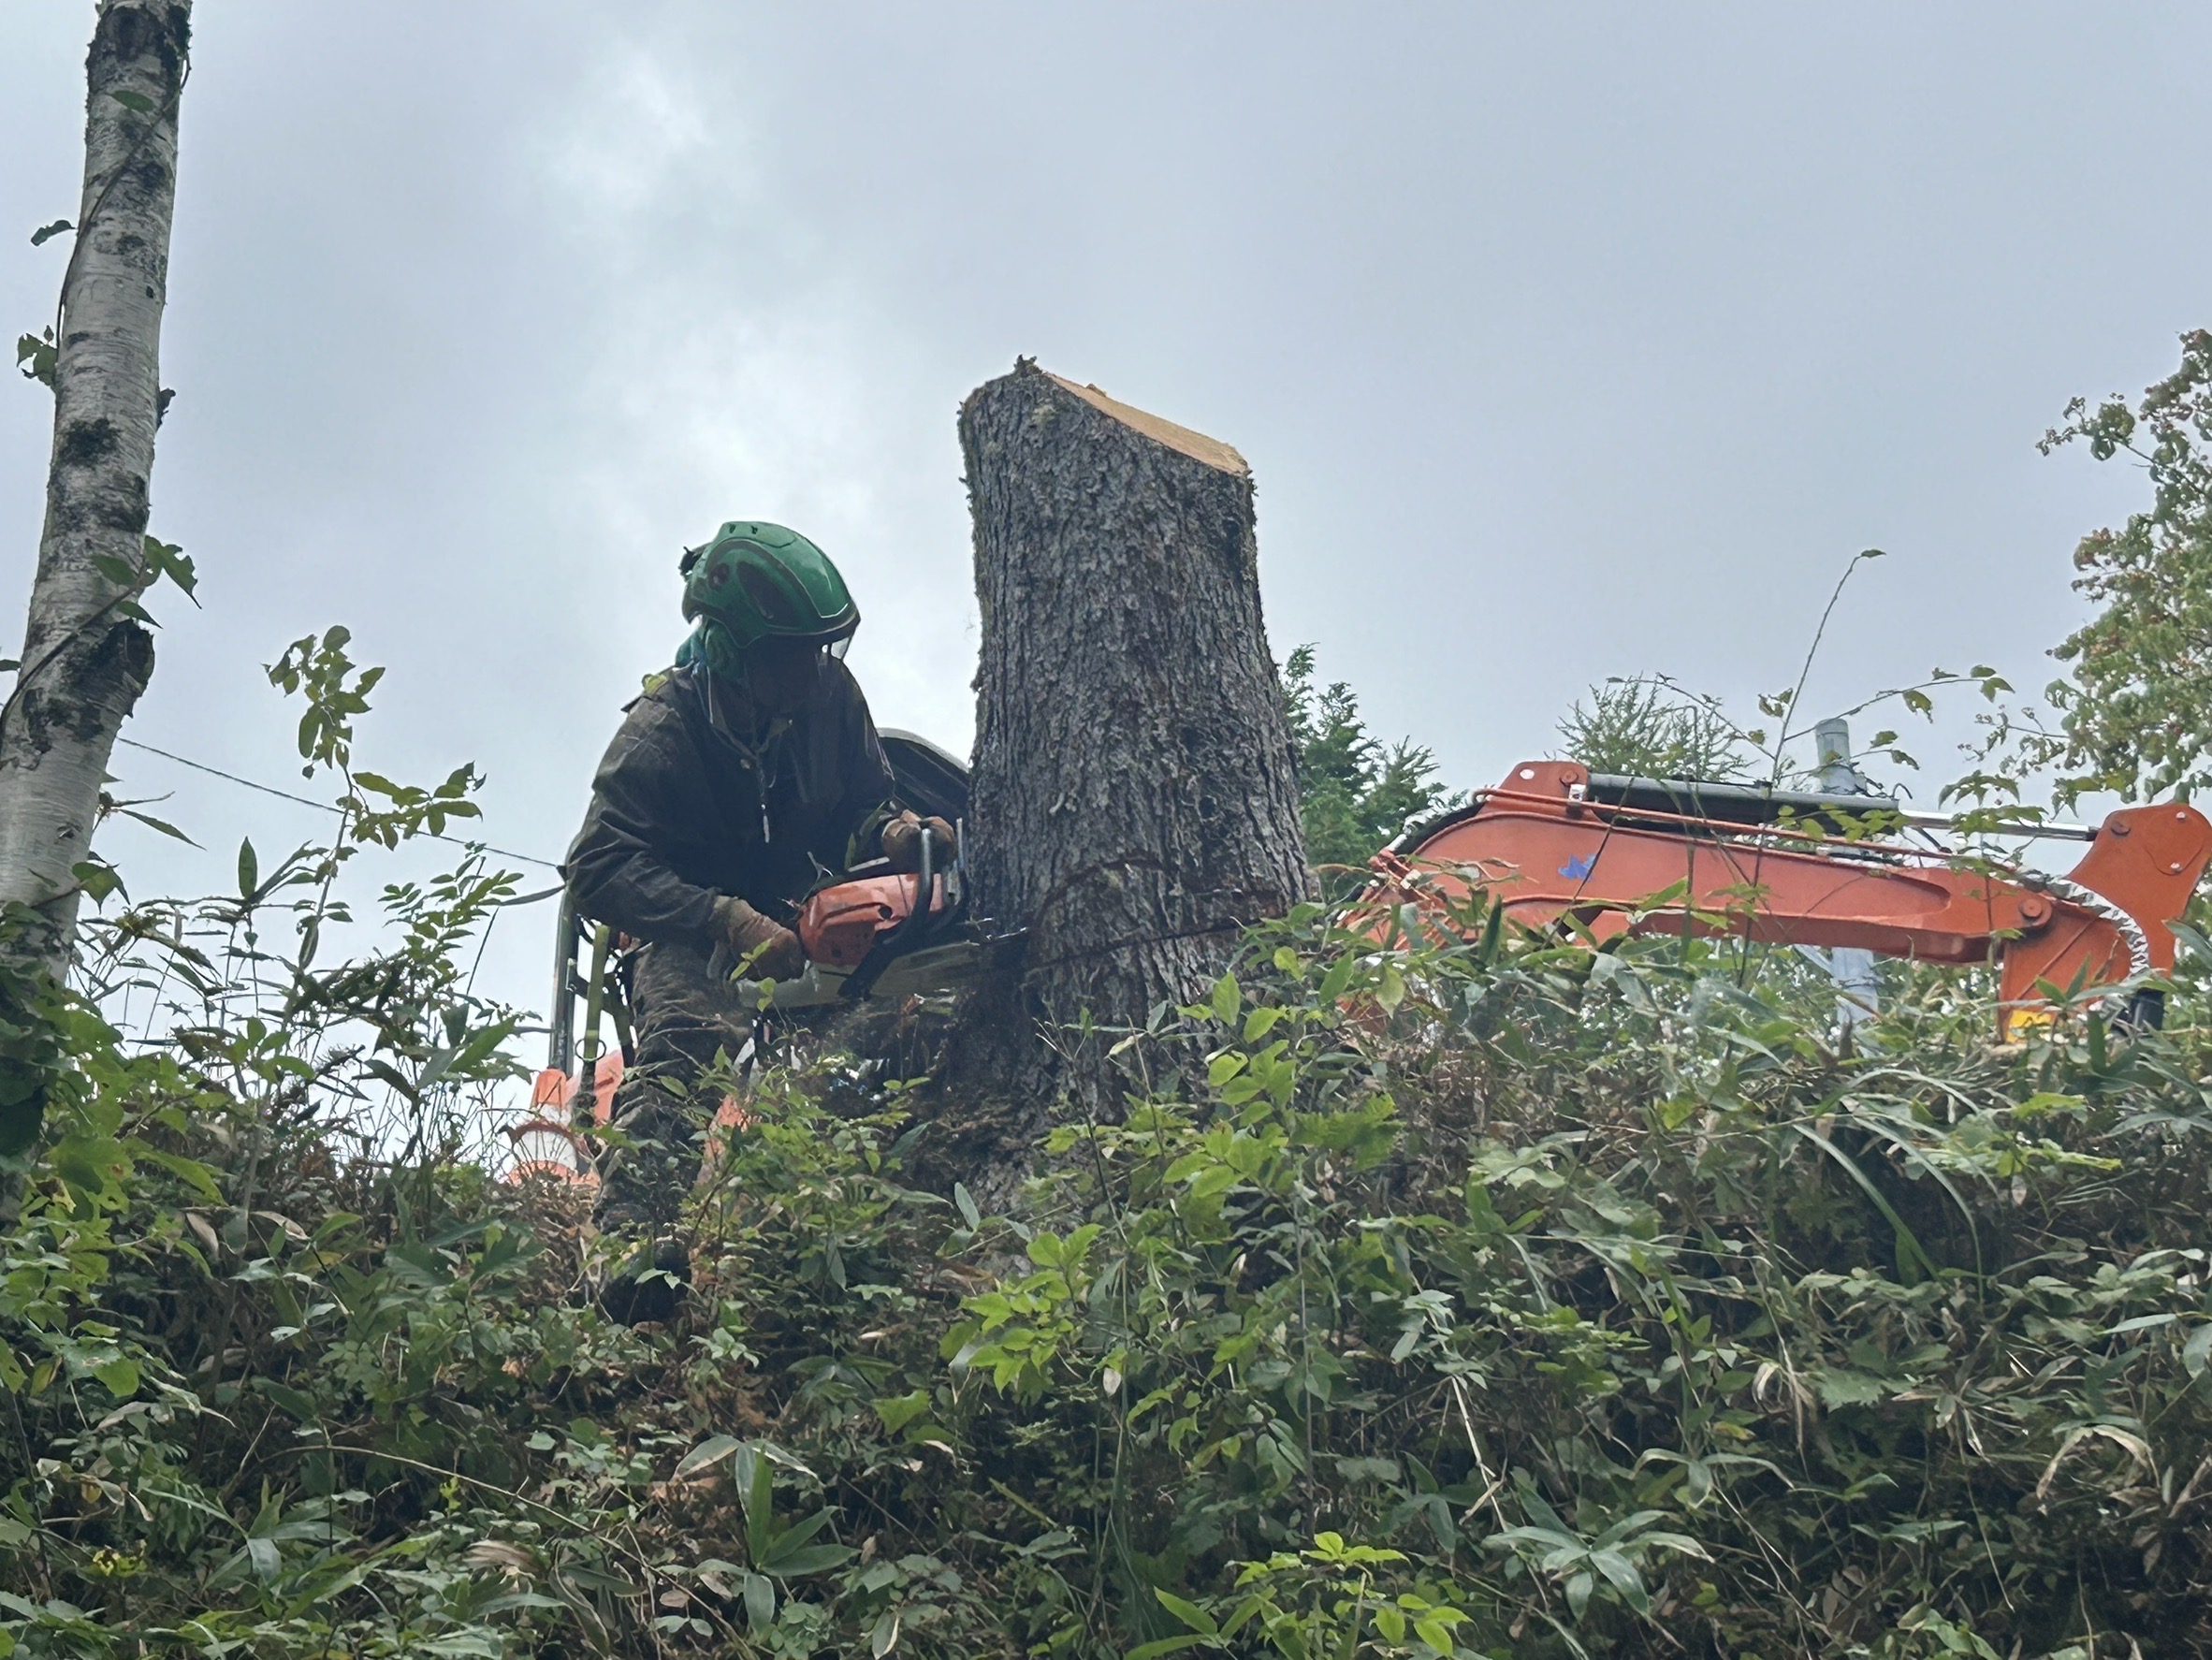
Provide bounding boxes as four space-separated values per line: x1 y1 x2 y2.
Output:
6 3 2208 1027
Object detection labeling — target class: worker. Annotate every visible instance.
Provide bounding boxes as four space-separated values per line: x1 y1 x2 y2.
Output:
562 521 952 1323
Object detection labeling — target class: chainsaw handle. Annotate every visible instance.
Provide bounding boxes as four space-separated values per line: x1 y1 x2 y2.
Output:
907 827 933 929
893 823 936 949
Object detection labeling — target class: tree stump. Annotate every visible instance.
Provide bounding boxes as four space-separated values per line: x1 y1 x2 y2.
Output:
942 360 1312 1200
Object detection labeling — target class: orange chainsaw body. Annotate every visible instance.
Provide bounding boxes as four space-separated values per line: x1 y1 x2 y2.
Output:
794 871 947 968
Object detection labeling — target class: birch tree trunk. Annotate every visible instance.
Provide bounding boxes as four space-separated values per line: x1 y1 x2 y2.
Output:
0 0 191 976
941 360 1311 1202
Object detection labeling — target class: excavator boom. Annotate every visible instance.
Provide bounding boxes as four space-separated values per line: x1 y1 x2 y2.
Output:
1371 760 2210 1028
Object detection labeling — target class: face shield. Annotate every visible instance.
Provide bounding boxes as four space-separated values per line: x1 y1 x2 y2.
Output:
742 635 836 718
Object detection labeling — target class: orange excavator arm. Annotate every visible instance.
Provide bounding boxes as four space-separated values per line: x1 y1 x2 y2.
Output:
1368 761 2211 1029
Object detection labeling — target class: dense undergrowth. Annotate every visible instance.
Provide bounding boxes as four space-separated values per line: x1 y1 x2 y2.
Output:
9 787 2212 1657
7 590 2212 1656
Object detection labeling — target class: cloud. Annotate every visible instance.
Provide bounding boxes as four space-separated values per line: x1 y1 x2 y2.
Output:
522 31 980 755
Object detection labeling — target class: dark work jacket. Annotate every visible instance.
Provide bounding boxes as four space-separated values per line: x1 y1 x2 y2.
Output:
562 661 896 947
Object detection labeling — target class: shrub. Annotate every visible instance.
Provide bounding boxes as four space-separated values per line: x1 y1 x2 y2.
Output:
8 839 2212 1654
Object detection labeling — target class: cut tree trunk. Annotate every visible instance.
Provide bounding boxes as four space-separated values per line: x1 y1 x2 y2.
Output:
941 360 1312 1201
0 0 191 976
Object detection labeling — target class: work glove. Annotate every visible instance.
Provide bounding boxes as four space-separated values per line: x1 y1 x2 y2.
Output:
711 894 807 980
880 810 956 874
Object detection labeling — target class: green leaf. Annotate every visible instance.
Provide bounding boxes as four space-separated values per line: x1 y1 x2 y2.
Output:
1318 953 1356 1001
1243 1005 1285 1041
1415 1612 1466 1651
1211 973 1242 1024
29 219 72 247
1587 1548 1650 1613
1155 1589 1219 1637
1565 1568 1594 1618
417 1017 516 1089
251 1377 320 1423
1332 1455 1401 1483
2183 1323 2212 1378
953 1182 981 1231
118 808 197 846
138 1146 222 1201
109 89 157 113
2106 1313 2176 1335
143 535 197 602
71 859 123 905
1187 1164 1240 1199
477 1592 566 1616
761 1540 854 1578
238 837 259 902
93 1357 139 1399
675 1434 743 1480
874 1391 931 1434
1376 963 1406 1013
1814 1368 1889 1408
741 1448 773 1562
742 1571 775 1631
14 331 55 388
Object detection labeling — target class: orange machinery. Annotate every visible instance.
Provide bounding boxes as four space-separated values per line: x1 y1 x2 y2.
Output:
1369 760 2211 1030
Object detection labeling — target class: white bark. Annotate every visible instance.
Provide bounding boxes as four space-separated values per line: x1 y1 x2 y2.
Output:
0 1 190 974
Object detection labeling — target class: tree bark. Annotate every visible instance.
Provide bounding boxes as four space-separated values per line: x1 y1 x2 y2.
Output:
941 360 1311 1201
0 0 190 975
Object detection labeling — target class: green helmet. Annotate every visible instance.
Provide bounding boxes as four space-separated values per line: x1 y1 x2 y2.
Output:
677 521 859 680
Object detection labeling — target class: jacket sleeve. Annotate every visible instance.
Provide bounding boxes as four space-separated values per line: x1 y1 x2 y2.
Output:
562 699 721 947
